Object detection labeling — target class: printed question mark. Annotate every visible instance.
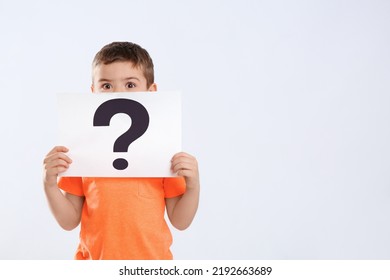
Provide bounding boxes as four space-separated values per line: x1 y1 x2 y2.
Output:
93 98 150 170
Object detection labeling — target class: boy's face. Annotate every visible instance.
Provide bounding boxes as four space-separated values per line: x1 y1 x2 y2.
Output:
91 61 157 93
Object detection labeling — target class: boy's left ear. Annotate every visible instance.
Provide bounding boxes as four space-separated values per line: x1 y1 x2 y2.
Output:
91 84 94 93
148 83 157 92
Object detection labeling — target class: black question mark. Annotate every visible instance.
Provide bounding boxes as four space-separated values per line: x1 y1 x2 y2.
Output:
93 98 150 170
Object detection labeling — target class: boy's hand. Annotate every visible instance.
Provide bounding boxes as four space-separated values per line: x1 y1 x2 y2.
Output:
43 146 72 188
171 152 199 189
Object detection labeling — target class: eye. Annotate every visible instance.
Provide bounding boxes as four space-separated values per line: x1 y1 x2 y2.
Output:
126 82 136 89
102 83 112 90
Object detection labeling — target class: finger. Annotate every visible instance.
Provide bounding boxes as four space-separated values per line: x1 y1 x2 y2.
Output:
171 152 196 161
171 154 197 165
44 152 72 164
45 146 69 157
46 166 69 176
172 164 199 178
176 169 196 178
172 157 198 171
171 157 195 167
44 158 71 170
44 158 71 174
172 161 195 171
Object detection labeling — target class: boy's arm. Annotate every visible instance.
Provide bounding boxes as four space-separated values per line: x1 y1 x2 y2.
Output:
43 146 84 230
166 152 200 231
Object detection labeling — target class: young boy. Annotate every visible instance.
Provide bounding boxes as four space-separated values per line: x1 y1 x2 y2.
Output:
43 42 200 260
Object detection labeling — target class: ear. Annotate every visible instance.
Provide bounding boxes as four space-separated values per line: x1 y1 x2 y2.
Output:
91 84 95 93
148 83 157 92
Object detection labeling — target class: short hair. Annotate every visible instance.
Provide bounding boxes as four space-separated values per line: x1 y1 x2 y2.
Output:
92 42 154 87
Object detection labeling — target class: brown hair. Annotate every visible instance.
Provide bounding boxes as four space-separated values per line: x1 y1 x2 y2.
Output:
92 42 154 87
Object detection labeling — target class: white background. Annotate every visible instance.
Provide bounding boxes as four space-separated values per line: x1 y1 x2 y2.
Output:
0 0 389 260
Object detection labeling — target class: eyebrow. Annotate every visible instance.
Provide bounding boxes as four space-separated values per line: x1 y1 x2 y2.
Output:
97 78 112 83
97 77 141 83
123 77 141 81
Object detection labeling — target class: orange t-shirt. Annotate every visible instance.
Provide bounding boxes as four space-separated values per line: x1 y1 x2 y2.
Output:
58 177 186 260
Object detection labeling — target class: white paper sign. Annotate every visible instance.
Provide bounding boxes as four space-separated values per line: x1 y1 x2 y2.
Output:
57 92 181 177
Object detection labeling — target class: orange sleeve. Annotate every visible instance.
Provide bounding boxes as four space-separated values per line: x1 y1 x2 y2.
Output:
58 177 84 197
163 177 186 198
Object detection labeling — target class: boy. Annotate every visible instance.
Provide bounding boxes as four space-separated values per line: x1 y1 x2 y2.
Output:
43 42 200 260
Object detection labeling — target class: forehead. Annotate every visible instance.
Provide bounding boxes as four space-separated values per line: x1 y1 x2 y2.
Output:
93 61 145 81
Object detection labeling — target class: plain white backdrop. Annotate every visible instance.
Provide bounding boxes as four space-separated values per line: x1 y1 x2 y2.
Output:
0 0 389 259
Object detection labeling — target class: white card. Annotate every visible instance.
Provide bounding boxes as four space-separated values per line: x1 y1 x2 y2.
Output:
57 92 181 177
